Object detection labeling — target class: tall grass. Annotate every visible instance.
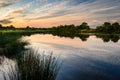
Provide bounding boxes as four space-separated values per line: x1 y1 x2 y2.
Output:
0 49 61 80
17 49 61 80
0 32 29 57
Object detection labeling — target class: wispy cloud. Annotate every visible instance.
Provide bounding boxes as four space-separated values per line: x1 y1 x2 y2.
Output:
0 0 120 27
0 19 12 24
0 0 19 8
91 6 119 13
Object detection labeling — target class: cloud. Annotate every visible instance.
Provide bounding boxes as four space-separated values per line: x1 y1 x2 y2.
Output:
5 8 26 18
0 0 19 8
0 1 33 22
26 1 73 20
0 0 120 27
0 19 12 24
91 6 119 13
29 10 73 20
27 0 120 21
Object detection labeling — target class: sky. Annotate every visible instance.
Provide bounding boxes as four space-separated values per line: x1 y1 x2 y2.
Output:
0 0 120 28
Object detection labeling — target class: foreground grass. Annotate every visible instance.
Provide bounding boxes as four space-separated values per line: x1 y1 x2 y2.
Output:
1 49 61 80
17 49 61 80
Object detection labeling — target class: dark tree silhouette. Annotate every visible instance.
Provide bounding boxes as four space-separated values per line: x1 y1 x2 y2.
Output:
112 22 120 31
77 22 90 30
96 22 120 33
0 24 2 28
26 26 30 29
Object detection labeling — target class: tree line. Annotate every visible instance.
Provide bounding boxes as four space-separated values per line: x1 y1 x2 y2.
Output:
0 24 15 29
96 22 120 33
0 22 120 34
51 22 120 34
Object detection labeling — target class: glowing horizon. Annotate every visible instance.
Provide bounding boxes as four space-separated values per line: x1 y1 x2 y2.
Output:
0 0 120 28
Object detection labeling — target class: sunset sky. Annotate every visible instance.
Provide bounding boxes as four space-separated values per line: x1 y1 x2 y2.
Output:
0 0 120 28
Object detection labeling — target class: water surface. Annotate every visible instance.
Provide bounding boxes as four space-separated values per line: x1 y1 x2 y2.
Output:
22 34 120 80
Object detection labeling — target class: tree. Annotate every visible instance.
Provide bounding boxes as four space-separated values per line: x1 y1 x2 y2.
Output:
112 22 120 33
77 22 90 30
26 26 30 29
9 25 15 28
102 22 112 33
96 22 120 33
0 24 2 28
103 22 111 27
112 22 119 26
112 22 120 29
96 26 104 32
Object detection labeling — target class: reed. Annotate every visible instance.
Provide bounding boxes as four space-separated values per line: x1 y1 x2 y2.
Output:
16 49 61 80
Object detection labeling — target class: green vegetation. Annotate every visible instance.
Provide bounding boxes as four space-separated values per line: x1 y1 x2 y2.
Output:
17 49 61 80
0 22 120 34
51 22 120 34
51 22 90 34
0 32 28 57
96 22 120 34
1 49 61 80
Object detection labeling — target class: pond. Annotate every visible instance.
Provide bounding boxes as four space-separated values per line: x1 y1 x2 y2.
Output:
0 33 120 80
23 34 120 80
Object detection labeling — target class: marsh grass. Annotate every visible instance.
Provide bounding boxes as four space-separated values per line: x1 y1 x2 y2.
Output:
17 49 61 80
0 32 29 57
0 49 61 80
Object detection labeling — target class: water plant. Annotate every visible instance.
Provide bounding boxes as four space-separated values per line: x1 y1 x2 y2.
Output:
17 49 61 80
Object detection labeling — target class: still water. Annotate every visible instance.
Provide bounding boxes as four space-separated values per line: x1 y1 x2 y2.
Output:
0 34 120 80
23 34 120 80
